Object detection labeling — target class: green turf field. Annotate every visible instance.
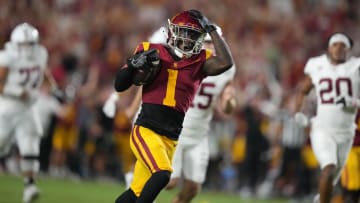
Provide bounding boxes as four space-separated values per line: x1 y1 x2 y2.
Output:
0 175 287 203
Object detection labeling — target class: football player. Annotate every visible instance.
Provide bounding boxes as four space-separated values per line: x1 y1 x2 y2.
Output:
0 23 48 203
113 10 234 203
340 113 360 203
101 27 166 188
294 33 360 203
165 26 236 203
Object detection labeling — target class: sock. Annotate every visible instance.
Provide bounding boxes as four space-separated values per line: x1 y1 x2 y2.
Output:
136 170 170 203
115 188 137 203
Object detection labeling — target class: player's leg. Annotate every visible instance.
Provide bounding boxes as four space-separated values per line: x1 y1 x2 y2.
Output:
340 146 360 203
114 126 152 203
16 119 41 203
318 165 336 203
166 140 185 190
115 189 137 203
129 125 176 203
0 132 14 173
0 133 14 160
310 129 338 203
173 137 209 203
334 138 354 184
0 111 16 158
115 125 176 203
115 160 148 203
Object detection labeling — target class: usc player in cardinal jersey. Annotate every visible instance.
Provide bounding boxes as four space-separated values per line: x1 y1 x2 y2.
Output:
113 9 233 203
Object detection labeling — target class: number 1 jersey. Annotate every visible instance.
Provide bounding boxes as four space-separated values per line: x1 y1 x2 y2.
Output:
134 42 211 140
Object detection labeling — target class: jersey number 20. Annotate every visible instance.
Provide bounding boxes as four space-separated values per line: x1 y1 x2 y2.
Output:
319 77 352 104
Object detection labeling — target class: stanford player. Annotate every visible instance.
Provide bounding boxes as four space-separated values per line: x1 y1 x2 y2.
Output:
294 33 360 203
0 23 48 203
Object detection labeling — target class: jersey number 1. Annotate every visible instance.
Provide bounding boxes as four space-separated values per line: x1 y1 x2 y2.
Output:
162 69 178 107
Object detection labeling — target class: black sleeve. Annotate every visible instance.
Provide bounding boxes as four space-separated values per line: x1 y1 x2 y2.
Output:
114 67 134 92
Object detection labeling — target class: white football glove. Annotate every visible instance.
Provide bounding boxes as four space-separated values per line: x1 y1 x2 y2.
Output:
294 112 309 127
102 92 119 118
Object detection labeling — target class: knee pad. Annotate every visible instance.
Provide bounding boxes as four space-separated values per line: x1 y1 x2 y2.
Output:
20 156 39 173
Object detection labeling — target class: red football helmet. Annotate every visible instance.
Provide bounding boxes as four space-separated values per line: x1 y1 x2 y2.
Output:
167 10 206 58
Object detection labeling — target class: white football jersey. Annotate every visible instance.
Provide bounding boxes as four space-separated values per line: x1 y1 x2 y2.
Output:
180 65 236 141
0 42 48 106
305 54 360 133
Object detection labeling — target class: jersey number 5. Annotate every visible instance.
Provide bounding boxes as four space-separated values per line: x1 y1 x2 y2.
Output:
191 82 215 109
319 77 352 104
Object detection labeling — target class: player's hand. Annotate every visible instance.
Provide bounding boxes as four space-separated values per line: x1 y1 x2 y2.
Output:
102 92 119 118
335 96 359 113
145 49 160 66
188 9 216 33
127 49 159 70
294 112 309 127
128 52 147 69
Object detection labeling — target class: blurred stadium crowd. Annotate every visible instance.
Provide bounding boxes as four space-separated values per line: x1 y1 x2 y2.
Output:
1 0 360 201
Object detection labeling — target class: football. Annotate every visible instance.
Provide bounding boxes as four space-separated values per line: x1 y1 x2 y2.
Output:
130 49 161 86
132 61 161 86
132 67 150 86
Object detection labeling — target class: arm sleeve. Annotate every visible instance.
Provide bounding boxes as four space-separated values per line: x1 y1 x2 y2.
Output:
114 66 134 92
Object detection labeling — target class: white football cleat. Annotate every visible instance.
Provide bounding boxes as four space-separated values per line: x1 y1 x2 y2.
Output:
23 184 40 203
